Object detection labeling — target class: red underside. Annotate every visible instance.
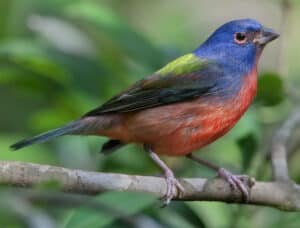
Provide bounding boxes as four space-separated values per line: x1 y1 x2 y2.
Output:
97 69 257 156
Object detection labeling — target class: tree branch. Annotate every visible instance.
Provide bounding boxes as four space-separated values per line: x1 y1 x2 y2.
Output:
0 160 300 211
271 107 300 182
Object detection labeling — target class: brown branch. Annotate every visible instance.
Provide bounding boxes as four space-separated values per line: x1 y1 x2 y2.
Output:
271 107 300 182
0 161 300 211
267 0 300 194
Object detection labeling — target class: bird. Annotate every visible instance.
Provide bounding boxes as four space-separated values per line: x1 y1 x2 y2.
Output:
11 18 279 205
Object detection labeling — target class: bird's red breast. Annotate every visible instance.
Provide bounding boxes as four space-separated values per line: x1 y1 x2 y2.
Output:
98 67 257 156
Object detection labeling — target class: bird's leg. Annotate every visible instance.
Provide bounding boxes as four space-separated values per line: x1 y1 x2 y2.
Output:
144 145 184 206
186 154 255 202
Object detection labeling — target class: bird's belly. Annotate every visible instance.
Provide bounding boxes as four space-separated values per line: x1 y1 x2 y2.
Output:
122 97 249 156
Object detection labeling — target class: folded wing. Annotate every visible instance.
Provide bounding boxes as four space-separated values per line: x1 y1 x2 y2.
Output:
84 54 222 116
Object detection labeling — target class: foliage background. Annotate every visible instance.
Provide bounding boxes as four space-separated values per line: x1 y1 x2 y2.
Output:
0 0 300 227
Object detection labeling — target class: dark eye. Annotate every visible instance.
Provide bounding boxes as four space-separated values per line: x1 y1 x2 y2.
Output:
234 32 247 44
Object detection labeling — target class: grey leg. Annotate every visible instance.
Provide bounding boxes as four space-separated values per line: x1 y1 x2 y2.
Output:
186 154 255 201
145 145 184 206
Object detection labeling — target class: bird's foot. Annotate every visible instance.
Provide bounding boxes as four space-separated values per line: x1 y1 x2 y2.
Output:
217 168 255 202
161 169 184 207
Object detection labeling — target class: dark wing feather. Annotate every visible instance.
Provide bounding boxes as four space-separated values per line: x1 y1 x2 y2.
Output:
84 54 222 116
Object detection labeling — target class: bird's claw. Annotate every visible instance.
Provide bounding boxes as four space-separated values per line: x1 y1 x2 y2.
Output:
218 168 255 202
161 170 184 207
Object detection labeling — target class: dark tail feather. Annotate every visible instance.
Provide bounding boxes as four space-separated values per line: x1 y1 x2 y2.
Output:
10 120 84 151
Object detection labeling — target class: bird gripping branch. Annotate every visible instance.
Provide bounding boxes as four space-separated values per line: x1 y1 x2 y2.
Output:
11 19 279 205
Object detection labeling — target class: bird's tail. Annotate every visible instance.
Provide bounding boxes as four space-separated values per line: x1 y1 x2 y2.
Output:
10 120 86 151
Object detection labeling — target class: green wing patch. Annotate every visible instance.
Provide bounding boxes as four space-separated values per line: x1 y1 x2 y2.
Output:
156 53 206 76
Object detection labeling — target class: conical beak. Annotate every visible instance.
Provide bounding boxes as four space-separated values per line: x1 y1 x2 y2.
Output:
254 27 280 46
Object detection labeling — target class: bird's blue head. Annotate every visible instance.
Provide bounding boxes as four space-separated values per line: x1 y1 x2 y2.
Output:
194 19 279 71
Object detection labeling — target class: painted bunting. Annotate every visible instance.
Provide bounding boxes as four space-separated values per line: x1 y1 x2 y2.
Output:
11 19 279 205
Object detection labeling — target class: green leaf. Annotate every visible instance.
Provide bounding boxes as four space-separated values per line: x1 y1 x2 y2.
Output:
0 40 71 85
63 192 156 228
159 203 206 228
257 72 284 106
237 133 258 171
65 2 164 68
187 202 234 228
0 67 22 84
157 209 196 228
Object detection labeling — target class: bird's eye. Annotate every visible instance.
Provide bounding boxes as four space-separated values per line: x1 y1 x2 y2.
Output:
234 32 247 44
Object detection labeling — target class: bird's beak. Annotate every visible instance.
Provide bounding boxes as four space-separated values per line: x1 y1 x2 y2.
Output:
254 27 280 46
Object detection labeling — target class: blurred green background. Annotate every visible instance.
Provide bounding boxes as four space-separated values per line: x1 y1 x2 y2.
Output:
0 0 300 227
